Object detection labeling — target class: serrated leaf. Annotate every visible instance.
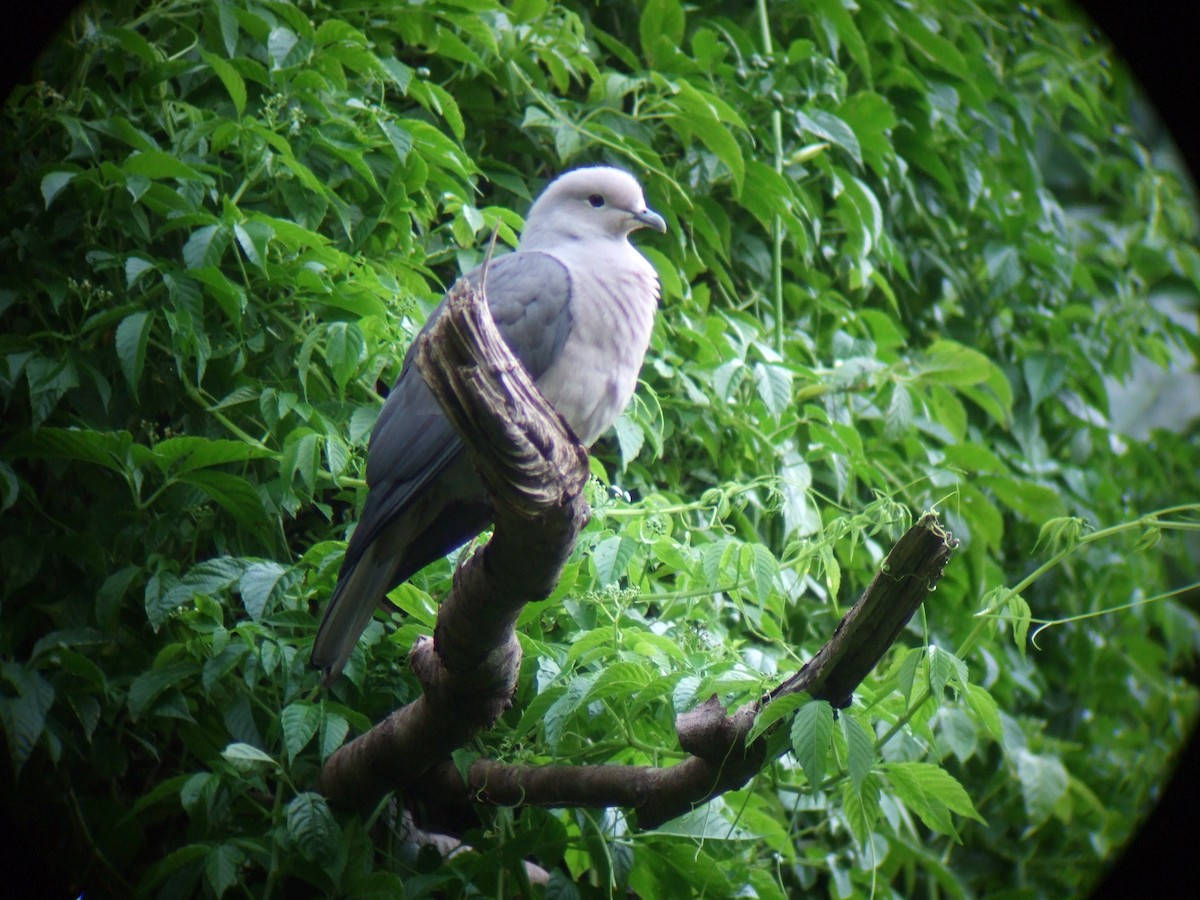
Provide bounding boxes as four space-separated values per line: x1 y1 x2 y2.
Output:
842 773 882 844
183 224 228 269
115 311 153 401
592 535 636 586
1014 749 1068 826
234 220 273 268
320 711 349 760
378 119 412 162
221 741 277 771
584 660 651 702
287 792 340 861
239 561 294 621
151 436 270 473
747 692 809 745
324 321 365 392
672 675 701 714
268 27 301 70
748 543 778 605
885 761 985 839
790 699 835 787
205 843 244 899
125 255 155 287
41 170 76 209
965 683 1003 741
796 108 862 166
753 362 792 418
0 460 18 514
927 645 968 699
199 49 246 116
6 427 131 474
281 701 321 763
919 339 995 387
0 662 55 773
179 470 269 532
613 413 645 469
123 149 205 182
885 382 913 438
128 661 193 721
841 713 876 787
1007 592 1032 657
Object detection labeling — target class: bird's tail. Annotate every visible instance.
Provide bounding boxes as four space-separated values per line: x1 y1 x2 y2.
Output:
310 549 397 686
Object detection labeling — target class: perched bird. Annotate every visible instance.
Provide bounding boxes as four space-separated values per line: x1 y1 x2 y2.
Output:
312 167 666 683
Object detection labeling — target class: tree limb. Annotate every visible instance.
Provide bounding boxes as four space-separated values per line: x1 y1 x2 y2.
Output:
408 512 957 829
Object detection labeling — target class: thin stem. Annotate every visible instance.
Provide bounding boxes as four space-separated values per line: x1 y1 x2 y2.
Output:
757 0 786 354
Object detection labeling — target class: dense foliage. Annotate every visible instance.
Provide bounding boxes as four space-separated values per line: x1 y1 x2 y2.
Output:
2 0 1198 896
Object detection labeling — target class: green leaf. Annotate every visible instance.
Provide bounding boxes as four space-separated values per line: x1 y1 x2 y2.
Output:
41 170 76 209
811 0 871 82
268 27 302 70
239 561 295 621
796 109 862 167
747 543 778 606
183 224 229 269
965 684 1003 741
123 149 206 182
115 311 153 401
1022 351 1066 412
4 427 132 475
221 741 278 772
0 662 55 773
1006 591 1032 657
324 321 365 392
234 220 273 268
199 49 246 116
884 760 985 839
152 436 271 474
927 645 968 699
841 773 882 844
790 699 834 787
286 792 340 861
639 0 685 67
378 119 413 162
178 470 269 532
753 362 792 419
592 535 636 586
281 701 321 763
128 661 193 721
320 711 349 761
841 713 876 788
748 692 809 745
919 339 995 387
1014 749 1068 826
897 10 969 79
205 843 244 899
584 661 652 702
125 255 155 287
0 460 18 514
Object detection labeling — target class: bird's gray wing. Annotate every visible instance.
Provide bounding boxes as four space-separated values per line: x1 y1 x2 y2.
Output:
311 251 573 680
348 250 574 571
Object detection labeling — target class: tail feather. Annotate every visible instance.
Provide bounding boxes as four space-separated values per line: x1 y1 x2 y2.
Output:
311 548 398 685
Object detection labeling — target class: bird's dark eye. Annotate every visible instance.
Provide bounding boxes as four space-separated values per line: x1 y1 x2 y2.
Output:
587 193 605 208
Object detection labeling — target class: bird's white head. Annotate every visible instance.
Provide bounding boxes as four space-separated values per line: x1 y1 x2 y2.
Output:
519 167 667 251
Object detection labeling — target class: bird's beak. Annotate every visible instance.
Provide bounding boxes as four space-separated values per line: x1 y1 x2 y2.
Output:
632 207 667 233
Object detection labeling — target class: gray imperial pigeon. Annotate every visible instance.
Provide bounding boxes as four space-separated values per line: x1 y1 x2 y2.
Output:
312 167 667 683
